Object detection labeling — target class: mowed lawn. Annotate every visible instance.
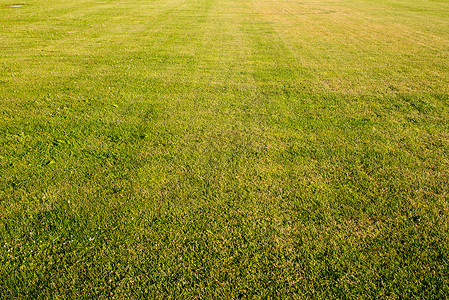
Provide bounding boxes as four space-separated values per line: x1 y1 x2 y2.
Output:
1 0 449 297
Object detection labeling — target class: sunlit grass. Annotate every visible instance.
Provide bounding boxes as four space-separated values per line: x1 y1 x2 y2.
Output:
1 0 448 297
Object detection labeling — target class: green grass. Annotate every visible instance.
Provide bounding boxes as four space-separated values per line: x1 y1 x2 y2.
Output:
1 0 449 297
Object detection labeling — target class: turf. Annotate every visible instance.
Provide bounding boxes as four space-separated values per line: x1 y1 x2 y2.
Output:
1 0 449 298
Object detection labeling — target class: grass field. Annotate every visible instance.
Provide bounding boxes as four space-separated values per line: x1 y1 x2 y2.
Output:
1 0 449 297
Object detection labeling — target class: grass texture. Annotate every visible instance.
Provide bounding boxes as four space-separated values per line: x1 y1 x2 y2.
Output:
1 0 449 298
